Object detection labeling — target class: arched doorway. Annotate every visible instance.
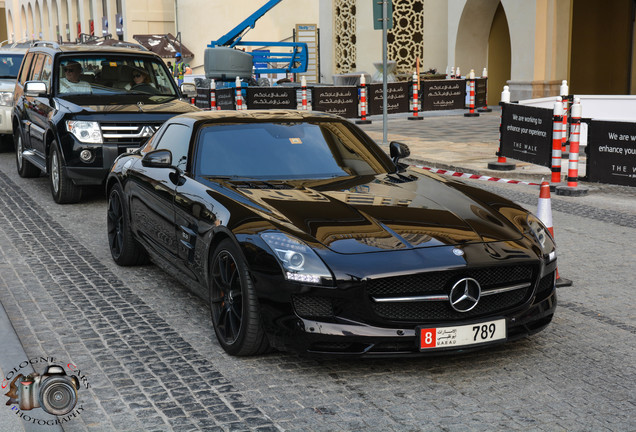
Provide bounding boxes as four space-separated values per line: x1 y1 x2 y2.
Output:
455 0 499 73
61 0 70 41
42 0 51 40
20 6 27 39
52 1 60 41
7 10 15 41
27 3 34 39
35 1 43 39
487 2 511 105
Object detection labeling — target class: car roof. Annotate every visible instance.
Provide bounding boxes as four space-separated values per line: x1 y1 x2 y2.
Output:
0 48 27 54
26 42 156 57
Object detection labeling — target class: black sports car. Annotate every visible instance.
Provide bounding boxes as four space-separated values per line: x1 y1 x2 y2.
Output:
106 110 557 357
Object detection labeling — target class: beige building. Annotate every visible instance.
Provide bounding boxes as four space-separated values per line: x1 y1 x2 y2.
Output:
3 0 635 104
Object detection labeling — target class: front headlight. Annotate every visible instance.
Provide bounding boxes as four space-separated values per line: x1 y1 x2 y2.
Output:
526 214 556 262
66 121 103 144
260 232 332 284
0 91 13 106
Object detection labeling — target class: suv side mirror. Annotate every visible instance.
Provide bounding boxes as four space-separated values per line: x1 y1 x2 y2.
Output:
25 81 48 97
141 149 172 168
389 141 410 165
180 83 196 96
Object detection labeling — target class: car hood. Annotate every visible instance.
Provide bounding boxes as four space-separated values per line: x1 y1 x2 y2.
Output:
0 80 16 92
53 96 199 114
212 170 525 254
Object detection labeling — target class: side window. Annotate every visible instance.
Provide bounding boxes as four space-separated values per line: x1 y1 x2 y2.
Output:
18 52 34 84
30 54 45 81
40 56 53 88
155 124 191 171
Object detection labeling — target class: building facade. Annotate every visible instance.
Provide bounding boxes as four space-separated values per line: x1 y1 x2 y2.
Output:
4 0 635 104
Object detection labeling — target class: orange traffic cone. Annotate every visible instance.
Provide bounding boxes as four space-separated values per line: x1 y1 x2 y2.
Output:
537 181 572 287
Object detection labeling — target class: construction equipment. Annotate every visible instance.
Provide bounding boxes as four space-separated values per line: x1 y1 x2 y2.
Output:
205 0 308 81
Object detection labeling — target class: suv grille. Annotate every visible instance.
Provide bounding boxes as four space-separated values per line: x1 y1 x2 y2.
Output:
101 123 162 146
368 265 537 321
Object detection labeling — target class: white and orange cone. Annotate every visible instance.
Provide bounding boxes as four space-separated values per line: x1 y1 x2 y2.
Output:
537 181 572 287
537 182 553 236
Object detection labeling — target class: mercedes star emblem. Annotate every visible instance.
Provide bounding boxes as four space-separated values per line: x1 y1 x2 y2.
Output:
449 277 481 312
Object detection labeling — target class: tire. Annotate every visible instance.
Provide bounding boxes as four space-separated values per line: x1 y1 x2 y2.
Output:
48 142 82 204
107 183 148 266
15 129 40 178
209 239 270 356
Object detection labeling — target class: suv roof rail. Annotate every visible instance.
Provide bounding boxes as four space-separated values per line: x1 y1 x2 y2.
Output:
112 41 149 51
33 40 61 49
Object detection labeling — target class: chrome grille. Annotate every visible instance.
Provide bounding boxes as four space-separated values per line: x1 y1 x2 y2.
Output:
368 265 537 322
101 123 162 145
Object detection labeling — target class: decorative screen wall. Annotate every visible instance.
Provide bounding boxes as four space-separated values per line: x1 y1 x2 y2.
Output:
388 0 424 75
334 0 357 73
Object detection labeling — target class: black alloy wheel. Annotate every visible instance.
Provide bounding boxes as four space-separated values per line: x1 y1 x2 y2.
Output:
48 142 82 204
209 239 269 356
14 128 40 178
107 183 148 266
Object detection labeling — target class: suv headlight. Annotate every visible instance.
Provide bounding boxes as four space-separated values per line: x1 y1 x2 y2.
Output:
260 232 332 284
0 91 13 106
66 121 103 144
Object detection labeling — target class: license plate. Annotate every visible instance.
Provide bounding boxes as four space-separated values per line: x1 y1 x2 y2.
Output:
418 319 506 350
125 147 137 154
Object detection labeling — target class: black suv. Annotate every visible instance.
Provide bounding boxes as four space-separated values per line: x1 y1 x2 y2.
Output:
13 41 199 203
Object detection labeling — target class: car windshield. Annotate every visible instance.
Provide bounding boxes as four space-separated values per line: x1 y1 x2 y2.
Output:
57 54 177 98
0 54 24 79
196 121 392 179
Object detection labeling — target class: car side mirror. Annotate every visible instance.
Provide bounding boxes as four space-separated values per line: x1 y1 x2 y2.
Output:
25 81 48 97
180 83 196 96
141 149 172 168
389 141 410 165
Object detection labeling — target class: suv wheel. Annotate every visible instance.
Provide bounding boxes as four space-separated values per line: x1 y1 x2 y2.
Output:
49 142 82 204
15 128 40 178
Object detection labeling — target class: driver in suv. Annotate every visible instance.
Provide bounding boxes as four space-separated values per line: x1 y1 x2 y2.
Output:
13 41 199 203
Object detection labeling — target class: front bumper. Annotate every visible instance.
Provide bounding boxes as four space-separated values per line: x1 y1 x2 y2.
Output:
62 141 141 186
0 105 12 134
267 288 556 357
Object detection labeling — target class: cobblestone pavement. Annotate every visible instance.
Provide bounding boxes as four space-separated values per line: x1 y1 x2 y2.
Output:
0 122 634 432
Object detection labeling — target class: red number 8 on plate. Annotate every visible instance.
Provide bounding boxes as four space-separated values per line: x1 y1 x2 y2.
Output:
420 328 436 349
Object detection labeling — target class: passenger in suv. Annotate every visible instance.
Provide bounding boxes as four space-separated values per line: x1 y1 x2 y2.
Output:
0 44 27 148
13 41 199 203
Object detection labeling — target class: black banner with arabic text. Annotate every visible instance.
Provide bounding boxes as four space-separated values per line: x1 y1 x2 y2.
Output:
246 87 297 109
311 86 357 118
216 88 235 110
474 78 487 108
421 79 465 111
195 86 211 110
367 82 410 115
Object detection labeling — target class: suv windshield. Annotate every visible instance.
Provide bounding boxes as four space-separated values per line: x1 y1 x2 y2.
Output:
0 53 25 79
57 54 177 98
